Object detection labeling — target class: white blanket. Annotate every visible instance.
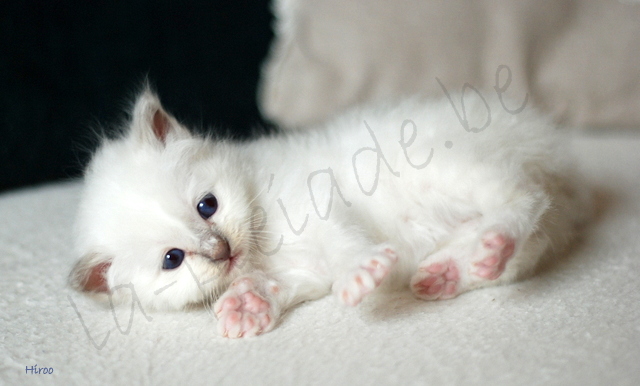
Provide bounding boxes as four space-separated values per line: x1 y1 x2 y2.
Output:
1 132 639 385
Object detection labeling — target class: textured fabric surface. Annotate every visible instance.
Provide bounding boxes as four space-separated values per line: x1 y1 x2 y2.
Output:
1 132 639 385
259 0 640 130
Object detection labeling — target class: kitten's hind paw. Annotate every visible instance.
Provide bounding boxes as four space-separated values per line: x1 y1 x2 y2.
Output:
411 231 518 301
411 259 460 300
333 246 398 306
214 277 275 338
471 231 515 280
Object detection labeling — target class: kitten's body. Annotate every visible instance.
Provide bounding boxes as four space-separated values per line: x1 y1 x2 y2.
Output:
71 90 588 338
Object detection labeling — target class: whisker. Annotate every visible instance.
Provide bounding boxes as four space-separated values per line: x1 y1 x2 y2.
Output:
246 184 268 207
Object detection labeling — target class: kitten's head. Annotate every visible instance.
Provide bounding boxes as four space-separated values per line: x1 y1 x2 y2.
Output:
70 89 257 310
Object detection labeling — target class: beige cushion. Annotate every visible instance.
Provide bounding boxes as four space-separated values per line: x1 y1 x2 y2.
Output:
259 0 640 129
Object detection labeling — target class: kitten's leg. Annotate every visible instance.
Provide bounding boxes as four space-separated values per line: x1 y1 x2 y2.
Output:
332 244 398 306
411 187 552 300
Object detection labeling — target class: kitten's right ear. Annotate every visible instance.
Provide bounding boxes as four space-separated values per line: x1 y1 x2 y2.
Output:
69 254 113 293
130 88 189 146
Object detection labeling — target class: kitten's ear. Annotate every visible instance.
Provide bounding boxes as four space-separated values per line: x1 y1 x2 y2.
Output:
69 254 113 293
130 88 189 145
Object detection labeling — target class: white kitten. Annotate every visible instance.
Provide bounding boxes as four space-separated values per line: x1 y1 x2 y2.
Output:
70 88 588 338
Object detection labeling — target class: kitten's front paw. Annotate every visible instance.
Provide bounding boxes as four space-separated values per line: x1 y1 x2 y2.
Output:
214 277 275 338
333 246 398 306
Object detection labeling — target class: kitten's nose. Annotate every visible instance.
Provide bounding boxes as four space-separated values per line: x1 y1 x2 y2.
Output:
213 235 231 261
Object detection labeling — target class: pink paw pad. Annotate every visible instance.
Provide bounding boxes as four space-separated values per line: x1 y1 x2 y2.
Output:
214 279 272 339
472 232 516 280
336 247 398 306
411 260 460 300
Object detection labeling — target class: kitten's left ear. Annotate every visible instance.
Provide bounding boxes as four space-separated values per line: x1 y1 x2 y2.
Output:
68 253 113 294
130 88 189 145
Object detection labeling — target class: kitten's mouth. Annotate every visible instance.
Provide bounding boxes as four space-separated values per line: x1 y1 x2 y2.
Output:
226 252 240 274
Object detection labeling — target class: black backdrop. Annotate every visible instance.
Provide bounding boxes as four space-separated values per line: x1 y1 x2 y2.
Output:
0 1 274 193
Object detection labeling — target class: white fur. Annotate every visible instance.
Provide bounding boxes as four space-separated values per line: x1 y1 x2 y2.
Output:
70 90 588 337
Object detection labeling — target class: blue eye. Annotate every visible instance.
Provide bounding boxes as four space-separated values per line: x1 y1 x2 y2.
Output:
197 193 218 219
163 248 185 270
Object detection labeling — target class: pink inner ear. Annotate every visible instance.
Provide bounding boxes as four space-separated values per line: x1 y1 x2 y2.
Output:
152 109 170 143
84 262 111 293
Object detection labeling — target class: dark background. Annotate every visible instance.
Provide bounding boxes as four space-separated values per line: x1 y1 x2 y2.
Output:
0 1 274 193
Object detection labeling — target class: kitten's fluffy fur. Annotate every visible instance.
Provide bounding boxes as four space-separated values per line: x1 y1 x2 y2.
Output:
70 89 588 338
